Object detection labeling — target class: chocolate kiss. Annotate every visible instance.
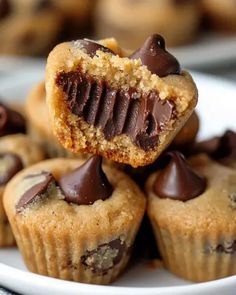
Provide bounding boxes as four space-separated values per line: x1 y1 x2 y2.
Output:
213 130 236 160
129 34 181 77
153 151 206 201
59 156 113 205
78 39 115 58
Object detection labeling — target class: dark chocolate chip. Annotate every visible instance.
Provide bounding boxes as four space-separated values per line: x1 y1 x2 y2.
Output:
0 153 23 185
0 0 10 20
212 130 236 160
153 151 206 201
207 240 236 255
77 39 115 58
81 238 127 275
59 156 113 206
129 34 181 77
16 171 55 213
0 102 26 136
56 70 176 152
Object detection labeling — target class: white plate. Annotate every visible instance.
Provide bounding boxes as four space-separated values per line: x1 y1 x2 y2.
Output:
0 71 236 295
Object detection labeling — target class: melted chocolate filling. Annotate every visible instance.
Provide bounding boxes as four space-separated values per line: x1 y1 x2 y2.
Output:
56 70 176 151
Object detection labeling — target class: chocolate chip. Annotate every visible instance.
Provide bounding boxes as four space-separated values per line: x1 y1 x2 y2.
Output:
207 240 236 255
153 151 206 201
0 0 10 20
16 172 55 213
81 238 127 275
213 130 236 160
129 34 181 77
59 156 113 206
76 39 115 58
0 153 23 185
0 102 26 136
56 70 176 152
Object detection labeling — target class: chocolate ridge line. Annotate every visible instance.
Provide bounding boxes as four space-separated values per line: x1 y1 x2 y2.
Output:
56 69 177 151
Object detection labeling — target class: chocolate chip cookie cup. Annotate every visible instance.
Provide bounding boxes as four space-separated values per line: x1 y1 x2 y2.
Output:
146 151 236 282
46 34 198 167
0 134 44 247
3 157 146 284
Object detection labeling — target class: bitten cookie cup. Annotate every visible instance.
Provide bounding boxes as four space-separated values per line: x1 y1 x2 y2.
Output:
0 134 45 247
146 152 236 282
95 0 201 49
201 0 236 32
3 157 146 284
46 35 198 167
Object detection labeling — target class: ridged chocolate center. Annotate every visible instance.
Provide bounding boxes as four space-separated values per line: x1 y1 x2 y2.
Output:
56 70 176 151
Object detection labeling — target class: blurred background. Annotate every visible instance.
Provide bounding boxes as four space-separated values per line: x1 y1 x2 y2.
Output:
0 0 236 80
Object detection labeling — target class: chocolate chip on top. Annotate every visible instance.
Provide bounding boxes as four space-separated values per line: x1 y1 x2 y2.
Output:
153 151 206 201
75 39 115 58
0 153 23 185
0 0 10 20
59 156 113 205
0 102 26 137
16 172 55 213
213 130 236 160
129 34 181 77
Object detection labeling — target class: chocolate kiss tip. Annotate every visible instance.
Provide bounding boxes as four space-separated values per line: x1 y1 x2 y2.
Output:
129 34 181 77
59 156 113 205
153 151 206 201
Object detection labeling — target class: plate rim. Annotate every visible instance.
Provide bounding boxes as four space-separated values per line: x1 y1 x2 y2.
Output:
1 262 236 294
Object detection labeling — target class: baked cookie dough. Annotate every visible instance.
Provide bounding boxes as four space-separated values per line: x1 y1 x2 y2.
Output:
4 156 146 283
0 134 44 246
147 151 236 282
46 35 198 167
25 81 74 157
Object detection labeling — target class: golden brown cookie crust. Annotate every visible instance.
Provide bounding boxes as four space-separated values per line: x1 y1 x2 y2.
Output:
4 158 146 283
146 154 236 282
46 40 198 167
0 134 45 247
